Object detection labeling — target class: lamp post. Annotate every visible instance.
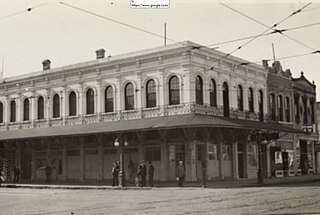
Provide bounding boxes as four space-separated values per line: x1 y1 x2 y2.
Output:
114 138 128 187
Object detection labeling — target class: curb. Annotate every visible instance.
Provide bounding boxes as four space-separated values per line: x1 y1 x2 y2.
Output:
0 184 151 190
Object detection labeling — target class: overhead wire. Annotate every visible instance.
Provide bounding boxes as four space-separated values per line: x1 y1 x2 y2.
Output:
59 1 180 44
220 2 312 58
0 2 51 21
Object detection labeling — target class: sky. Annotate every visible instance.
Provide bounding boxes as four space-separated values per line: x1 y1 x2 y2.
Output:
0 0 320 98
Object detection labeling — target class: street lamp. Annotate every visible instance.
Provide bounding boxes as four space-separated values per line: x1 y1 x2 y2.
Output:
114 137 128 187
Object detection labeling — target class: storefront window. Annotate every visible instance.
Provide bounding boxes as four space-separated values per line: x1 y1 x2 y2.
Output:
222 145 231 160
145 147 161 161
208 144 217 160
248 143 257 166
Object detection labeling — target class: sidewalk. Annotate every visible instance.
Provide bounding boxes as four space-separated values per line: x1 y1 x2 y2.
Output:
1 174 319 190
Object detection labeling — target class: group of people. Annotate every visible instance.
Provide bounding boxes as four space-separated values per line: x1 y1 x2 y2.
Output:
111 160 155 187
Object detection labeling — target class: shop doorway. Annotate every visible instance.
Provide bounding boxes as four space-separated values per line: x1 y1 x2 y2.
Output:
237 143 245 178
175 145 185 167
300 140 308 175
196 144 205 181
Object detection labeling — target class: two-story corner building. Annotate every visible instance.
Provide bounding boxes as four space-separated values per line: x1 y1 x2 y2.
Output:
292 72 318 175
0 41 300 184
266 60 318 178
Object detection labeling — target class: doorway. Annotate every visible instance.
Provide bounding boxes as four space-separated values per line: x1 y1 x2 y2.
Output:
237 143 245 178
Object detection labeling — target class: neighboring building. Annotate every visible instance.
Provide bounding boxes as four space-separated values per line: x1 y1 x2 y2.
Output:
0 41 303 183
266 60 318 178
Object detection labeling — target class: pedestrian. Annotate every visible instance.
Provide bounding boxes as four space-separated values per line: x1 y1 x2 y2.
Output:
176 161 185 187
128 160 135 183
137 160 146 187
0 171 4 187
111 162 119 186
14 165 20 183
148 161 154 187
45 164 52 184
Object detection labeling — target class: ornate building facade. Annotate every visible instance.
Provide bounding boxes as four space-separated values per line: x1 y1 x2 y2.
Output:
0 41 305 183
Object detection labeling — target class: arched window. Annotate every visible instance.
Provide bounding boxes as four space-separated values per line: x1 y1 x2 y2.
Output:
222 82 229 117
69 91 77 116
270 94 276 121
23 99 30 121
146 79 156 108
105 86 114 113
37 96 44 120
278 95 283 121
310 98 315 124
237 85 243 111
258 90 264 121
169 76 180 105
195 76 203 105
209 79 217 107
10 100 16 122
285 96 290 122
86 88 95 114
125 83 134 110
302 96 308 124
248 88 254 113
0 102 3 123
53 94 60 118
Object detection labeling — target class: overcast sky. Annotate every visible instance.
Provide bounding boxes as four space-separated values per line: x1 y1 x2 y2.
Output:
0 0 320 98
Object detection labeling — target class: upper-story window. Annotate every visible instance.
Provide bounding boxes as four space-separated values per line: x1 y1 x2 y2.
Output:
222 82 229 117
270 94 276 121
125 83 134 110
310 98 315 124
302 96 308 124
105 86 114 113
69 91 77 116
169 76 180 105
10 100 16 122
53 94 60 118
86 88 95 114
0 102 3 123
23 98 30 121
294 94 300 123
237 85 243 111
195 76 203 105
278 95 283 121
248 88 254 113
38 96 44 120
146 79 156 108
258 90 264 122
209 79 217 107
285 96 290 122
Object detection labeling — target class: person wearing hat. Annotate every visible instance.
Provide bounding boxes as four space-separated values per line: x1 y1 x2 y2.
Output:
137 160 147 187
176 161 185 187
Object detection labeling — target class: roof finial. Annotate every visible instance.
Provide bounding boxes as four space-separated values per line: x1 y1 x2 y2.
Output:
300 71 304 76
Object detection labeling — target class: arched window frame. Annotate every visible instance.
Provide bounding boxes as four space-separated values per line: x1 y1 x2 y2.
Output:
278 95 283 121
125 83 134 110
53 94 60 118
146 79 156 108
69 91 77 116
209 79 217 107
248 88 254 113
86 88 95 114
258 90 264 121
37 96 44 120
237 85 243 111
285 96 291 122
10 100 16 122
195 76 203 105
23 98 30 121
270 93 276 121
168 76 180 105
105 86 114 113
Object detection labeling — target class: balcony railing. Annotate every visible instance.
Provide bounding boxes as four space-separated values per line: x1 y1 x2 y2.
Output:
0 103 269 132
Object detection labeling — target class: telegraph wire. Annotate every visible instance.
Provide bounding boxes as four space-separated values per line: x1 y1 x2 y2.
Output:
59 1 180 44
220 2 312 58
0 2 51 21
207 21 320 47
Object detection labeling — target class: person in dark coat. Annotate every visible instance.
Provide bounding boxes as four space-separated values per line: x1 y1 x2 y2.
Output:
176 161 185 187
137 160 147 187
45 164 52 184
148 161 154 187
111 162 119 186
14 166 20 183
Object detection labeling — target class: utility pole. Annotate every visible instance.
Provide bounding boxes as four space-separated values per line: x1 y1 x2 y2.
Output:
272 43 276 62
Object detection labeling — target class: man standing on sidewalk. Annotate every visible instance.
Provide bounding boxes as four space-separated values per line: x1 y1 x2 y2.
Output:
176 161 185 187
